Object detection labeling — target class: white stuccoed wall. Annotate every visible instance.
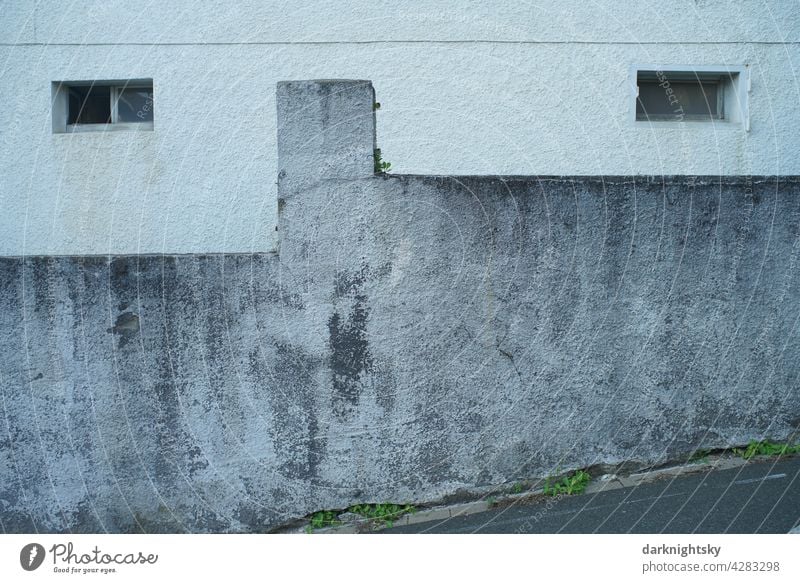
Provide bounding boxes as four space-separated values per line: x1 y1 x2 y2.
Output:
1 0 799 255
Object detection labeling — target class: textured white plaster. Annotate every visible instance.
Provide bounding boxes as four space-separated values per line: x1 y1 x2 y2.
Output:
1 1 799 255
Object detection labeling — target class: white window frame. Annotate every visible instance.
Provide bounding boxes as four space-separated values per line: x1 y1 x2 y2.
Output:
52 79 154 134
629 65 750 131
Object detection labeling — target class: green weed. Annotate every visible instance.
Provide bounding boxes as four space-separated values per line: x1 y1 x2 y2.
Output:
732 440 800 460
542 470 591 497
304 510 341 533
348 503 415 528
374 148 391 173
688 449 711 464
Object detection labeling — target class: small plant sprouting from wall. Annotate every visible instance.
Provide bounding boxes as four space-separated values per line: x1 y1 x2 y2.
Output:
688 449 711 464
349 503 415 528
304 510 341 532
374 148 391 174
542 470 591 497
732 440 800 460
304 503 416 532
372 97 391 173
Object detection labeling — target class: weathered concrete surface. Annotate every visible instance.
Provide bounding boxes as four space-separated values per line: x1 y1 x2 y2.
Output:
1 80 800 532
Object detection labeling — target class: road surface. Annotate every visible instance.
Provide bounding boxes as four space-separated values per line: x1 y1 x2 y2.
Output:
387 457 800 534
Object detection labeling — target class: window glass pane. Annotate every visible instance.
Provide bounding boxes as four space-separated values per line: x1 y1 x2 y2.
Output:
67 86 111 124
116 87 154 122
637 80 720 120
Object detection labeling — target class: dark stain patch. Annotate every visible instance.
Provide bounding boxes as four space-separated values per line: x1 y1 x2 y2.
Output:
186 445 209 476
329 266 372 417
374 261 392 280
306 413 323 479
236 503 275 533
745 182 762 205
333 265 368 299
110 257 130 279
107 312 140 348
264 284 304 310
66 500 105 534
270 342 326 480
29 257 57 315
371 361 396 413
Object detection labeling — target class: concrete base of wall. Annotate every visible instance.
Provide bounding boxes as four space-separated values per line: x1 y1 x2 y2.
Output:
2 173 799 532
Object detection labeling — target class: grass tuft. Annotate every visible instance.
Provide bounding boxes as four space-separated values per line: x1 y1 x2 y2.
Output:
543 470 591 497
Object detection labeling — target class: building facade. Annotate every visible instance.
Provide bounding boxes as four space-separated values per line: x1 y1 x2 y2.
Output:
2 1 799 255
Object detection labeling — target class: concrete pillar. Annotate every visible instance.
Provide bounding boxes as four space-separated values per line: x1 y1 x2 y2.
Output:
276 79 376 196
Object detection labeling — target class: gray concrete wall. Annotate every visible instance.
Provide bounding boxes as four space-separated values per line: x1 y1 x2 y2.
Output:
1 80 799 533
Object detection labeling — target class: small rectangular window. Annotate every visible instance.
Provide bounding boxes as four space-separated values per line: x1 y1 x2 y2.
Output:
52 80 154 133
636 71 725 121
631 66 749 128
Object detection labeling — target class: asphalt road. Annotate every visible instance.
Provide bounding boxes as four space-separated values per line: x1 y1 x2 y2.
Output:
387 457 800 534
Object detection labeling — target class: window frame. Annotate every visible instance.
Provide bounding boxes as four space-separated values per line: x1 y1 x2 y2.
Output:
629 65 749 130
52 79 154 134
